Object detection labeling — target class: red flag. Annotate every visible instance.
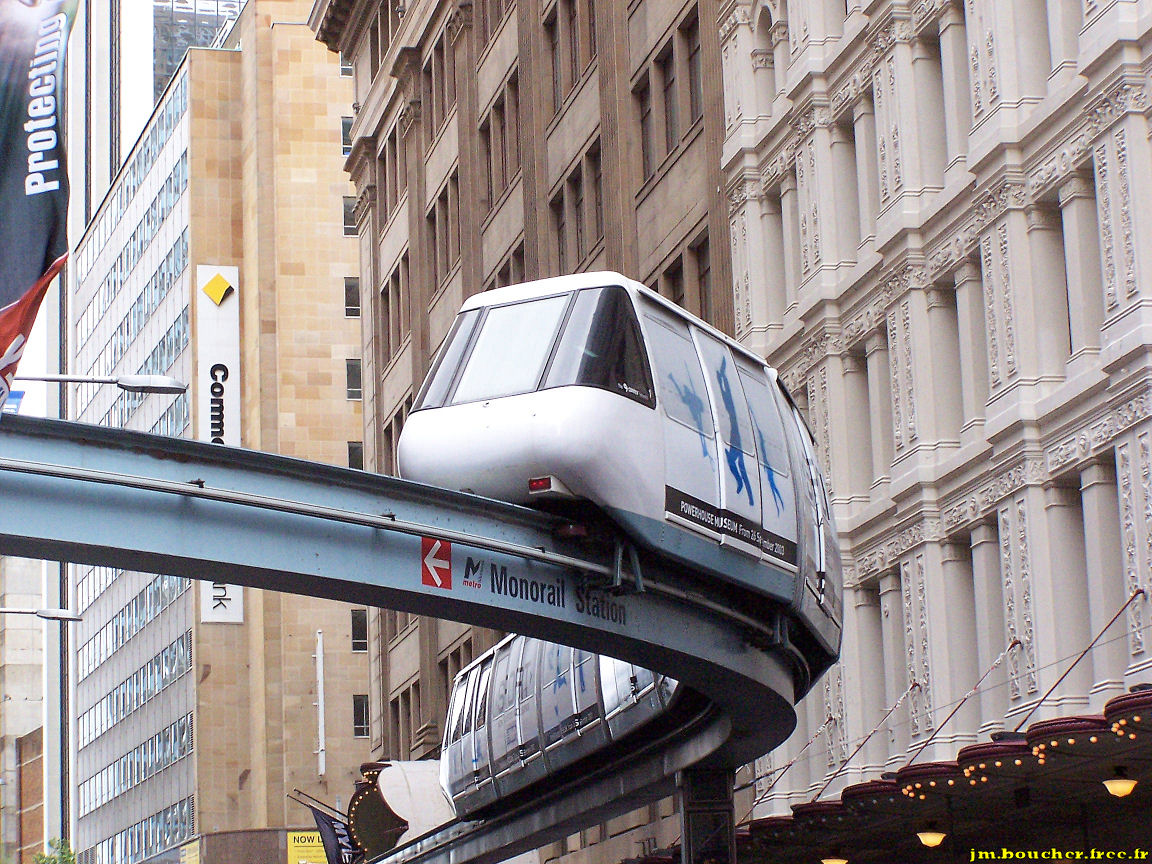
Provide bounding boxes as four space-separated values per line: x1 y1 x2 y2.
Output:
0 0 76 409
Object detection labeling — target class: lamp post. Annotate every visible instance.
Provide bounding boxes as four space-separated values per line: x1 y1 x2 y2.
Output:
6 374 180 852
0 608 82 622
14 373 187 394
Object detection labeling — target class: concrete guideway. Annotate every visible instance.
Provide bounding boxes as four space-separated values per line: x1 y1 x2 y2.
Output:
0 415 800 859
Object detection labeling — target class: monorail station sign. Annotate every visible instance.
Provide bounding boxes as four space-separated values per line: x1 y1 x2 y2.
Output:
425 541 631 627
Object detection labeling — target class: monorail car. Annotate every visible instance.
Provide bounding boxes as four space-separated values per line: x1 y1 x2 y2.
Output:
398 272 841 666
440 633 678 817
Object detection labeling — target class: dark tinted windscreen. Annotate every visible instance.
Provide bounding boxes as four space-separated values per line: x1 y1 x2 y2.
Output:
414 308 481 410
544 286 655 406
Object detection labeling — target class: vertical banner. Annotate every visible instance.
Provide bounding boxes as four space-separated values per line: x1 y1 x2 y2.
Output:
0 1 76 409
195 264 244 623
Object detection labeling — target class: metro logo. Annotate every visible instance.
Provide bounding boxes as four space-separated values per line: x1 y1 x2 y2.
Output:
421 537 452 589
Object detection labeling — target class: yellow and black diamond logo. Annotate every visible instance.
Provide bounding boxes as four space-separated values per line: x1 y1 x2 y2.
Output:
202 273 234 306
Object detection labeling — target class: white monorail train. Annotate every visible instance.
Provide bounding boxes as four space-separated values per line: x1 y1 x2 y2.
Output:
398 272 842 657
440 634 679 816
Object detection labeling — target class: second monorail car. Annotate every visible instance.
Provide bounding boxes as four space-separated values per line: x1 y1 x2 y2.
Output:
440 633 678 817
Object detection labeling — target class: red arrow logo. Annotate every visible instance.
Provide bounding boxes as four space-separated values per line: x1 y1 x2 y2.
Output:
421 537 452 589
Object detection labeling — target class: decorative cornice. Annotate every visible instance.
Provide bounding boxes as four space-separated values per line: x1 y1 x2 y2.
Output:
869 17 915 59
727 176 763 212
398 98 422 137
854 518 942 579
795 326 843 375
941 458 1047 532
831 63 876 118
353 183 376 225
720 5 751 43
841 263 924 348
925 179 1025 277
790 104 833 138
1028 78 1149 198
447 1 473 44
1046 392 1151 474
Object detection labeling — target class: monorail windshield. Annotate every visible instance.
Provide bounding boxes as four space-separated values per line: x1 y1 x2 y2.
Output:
414 285 655 410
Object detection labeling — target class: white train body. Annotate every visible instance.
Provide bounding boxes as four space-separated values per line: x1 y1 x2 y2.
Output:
440 634 677 817
398 272 841 660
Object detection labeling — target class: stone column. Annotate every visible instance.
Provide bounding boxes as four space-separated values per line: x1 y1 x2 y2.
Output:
841 353 872 500
1026 204 1071 377
937 1 970 176
1045 0 1079 79
751 49 775 117
970 523 1006 733
910 36 947 189
926 287 963 443
879 571 909 758
1041 484 1092 706
770 22 789 99
865 329 894 489
830 121 861 261
1080 461 1128 706
1057 174 1103 359
954 260 988 437
851 96 879 242
779 170 801 309
849 584 887 767
940 542 980 733
760 192 787 324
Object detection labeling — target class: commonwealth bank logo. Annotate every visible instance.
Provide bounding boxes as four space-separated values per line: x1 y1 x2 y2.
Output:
202 272 235 306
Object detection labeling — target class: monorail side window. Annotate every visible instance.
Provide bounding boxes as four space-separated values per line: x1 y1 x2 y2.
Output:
415 308 481 409
452 294 571 404
446 676 468 745
474 660 493 729
644 314 715 440
736 367 790 479
544 286 655 406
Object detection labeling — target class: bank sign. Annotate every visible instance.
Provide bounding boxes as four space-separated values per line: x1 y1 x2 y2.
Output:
195 265 243 623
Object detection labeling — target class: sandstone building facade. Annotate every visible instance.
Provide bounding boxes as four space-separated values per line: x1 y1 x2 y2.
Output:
67 2 369 861
309 0 736 860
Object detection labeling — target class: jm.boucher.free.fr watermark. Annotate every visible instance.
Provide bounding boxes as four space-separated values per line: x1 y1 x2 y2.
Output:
970 850 1149 860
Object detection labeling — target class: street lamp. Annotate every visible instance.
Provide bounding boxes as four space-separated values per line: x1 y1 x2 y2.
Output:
0 607 82 622
14 373 187 394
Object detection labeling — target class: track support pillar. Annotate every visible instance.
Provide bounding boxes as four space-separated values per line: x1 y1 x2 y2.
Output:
677 768 736 864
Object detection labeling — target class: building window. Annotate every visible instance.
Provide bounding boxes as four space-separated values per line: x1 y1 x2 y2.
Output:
341 116 353 156
637 76 654 179
565 0 579 85
693 234 713 322
353 694 370 737
659 48 678 153
589 142 603 240
547 14 562 115
351 609 368 651
345 276 360 317
348 441 364 470
477 0 507 46
340 52 353 76
685 14 703 124
343 196 357 235
552 193 567 273
570 166 585 262
346 359 362 400
586 0 597 61
480 73 520 212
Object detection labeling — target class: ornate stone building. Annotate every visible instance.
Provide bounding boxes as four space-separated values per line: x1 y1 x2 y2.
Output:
308 1 734 861
719 0 1152 817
